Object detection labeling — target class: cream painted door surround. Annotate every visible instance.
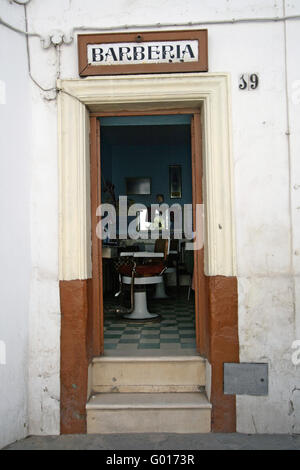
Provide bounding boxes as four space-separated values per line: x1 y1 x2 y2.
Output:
57 73 236 281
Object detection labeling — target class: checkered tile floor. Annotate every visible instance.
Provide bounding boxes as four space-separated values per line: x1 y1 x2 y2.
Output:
104 291 196 353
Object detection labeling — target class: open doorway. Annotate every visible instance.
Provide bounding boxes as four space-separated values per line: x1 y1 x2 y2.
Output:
97 114 199 356
60 74 238 433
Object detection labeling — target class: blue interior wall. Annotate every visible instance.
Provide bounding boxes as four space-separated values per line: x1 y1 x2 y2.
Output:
101 142 112 188
111 144 191 207
100 123 192 208
100 115 192 127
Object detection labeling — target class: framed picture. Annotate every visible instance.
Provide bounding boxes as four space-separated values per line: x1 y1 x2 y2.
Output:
125 177 151 195
169 165 182 199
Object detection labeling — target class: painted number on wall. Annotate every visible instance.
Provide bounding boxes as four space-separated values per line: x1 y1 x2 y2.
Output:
239 73 259 90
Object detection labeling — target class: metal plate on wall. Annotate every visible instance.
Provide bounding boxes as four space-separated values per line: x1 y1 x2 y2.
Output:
224 363 268 396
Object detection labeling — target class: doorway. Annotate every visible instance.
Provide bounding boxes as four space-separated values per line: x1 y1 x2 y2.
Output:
90 111 204 357
59 73 238 433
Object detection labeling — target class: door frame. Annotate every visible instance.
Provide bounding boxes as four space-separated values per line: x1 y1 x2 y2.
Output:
58 73 239 433
89 109 204 355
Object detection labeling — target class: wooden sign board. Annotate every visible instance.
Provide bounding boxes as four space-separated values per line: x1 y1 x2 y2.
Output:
78 30 208 76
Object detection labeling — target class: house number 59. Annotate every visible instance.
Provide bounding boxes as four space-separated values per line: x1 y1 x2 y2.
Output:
239 73 259 90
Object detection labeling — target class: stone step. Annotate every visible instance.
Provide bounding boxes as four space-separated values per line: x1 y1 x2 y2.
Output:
86 392 211 434
91 356 206 393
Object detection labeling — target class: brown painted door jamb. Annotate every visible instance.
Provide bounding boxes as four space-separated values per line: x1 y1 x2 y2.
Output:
90 117 104 356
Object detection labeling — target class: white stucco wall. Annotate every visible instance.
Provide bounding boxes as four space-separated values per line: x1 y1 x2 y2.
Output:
232 3 300 434
0 0 299 442
0 2 31 449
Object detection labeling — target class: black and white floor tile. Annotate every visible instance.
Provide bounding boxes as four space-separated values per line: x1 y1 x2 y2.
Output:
103 292 196 353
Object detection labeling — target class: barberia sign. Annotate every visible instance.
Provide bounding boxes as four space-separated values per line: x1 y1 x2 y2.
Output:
89 41 198 65
78 30 208 76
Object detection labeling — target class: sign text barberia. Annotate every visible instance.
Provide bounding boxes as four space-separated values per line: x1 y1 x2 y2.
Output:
78 30 208 76
88 40 198 66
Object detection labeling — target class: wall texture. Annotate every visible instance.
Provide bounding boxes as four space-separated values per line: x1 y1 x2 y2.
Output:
0 2 31 449
0 0 299 443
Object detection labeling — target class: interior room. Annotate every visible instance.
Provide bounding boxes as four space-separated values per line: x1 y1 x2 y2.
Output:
100 114 196 356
